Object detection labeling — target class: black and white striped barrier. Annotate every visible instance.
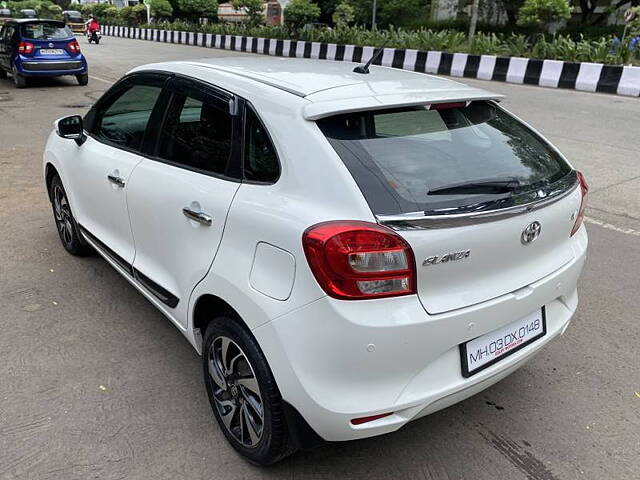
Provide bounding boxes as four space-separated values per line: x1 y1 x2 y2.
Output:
104 25 640 97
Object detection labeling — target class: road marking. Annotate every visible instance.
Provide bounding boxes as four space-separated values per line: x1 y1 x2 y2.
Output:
89 75 114 85
585 216 640 237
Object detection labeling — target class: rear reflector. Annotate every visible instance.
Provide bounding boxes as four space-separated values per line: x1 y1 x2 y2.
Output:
351 412 394 425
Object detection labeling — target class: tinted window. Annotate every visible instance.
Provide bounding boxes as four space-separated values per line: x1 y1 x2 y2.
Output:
157 87 232 175
244 107 279 183
317 101 572 216
94 84 162 151
21 22 73 40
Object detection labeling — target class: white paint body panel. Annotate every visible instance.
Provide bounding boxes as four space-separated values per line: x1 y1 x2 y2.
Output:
126 159 240 329
62 135 142 264
43 57 588 444
250 243 296 301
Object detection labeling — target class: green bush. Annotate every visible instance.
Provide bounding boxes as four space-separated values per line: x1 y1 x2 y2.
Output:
124 21 638 65
118 4 147 26
148 0 173 20
81 3 119 21
7 0 62 20
38 3 62 19
100 6 121 25
517 0 572 31
176 0 218 21
284 0 321 32
332 2 354 30
231 0 264 27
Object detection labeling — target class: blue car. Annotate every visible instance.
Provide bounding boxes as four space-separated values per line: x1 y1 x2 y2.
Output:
0 19 88 88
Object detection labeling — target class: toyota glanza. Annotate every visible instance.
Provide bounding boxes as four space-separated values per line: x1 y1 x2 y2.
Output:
43 56 588 464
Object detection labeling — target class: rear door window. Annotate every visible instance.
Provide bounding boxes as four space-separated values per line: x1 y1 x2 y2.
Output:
317 101 573 216
156 82 235 177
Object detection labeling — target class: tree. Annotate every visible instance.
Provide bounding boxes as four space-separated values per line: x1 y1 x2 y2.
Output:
468 0 480 42
231 0 264 26
517 0 572 31
148 0 173 20
284 0 321 31
495 0 526 27
316 0 339 23
177 0 218 21
332 1 354 28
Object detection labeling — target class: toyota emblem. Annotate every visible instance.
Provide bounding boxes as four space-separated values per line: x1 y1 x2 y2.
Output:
521 221 542 245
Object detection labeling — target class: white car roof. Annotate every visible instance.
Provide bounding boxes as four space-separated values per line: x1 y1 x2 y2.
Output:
131 56 503 119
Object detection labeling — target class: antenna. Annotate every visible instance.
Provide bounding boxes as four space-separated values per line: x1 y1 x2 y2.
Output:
353 40 390 74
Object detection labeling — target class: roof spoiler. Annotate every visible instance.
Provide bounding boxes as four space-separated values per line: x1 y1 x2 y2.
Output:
303 89 504 120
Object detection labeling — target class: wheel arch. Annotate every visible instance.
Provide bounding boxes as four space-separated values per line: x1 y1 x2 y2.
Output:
45 162 59 201
192 294 249 352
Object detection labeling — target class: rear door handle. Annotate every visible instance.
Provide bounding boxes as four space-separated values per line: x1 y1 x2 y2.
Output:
182 207 212 226
107 174 125 188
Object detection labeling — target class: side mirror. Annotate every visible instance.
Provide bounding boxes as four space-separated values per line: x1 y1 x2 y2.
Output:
55 115 86 145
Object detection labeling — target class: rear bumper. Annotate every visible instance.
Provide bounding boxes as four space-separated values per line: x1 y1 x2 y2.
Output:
16 56 87 76
254 227 587 442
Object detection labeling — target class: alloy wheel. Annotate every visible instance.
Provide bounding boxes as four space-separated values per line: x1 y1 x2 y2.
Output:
53 184 74 247
207 336 264 448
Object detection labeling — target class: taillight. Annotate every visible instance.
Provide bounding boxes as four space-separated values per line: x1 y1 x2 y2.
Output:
18 41 34 54
570 171 588 237
302 221 416 300
68 40 81 53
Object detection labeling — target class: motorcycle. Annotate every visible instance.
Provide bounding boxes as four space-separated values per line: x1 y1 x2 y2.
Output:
87 29 101 44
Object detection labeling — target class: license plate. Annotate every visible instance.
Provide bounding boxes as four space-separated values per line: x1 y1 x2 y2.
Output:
40 49 64 55
460 307 546 378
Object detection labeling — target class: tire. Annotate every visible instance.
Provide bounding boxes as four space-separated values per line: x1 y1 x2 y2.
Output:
202 315 295 465
76 73 88 86
49 174 92 256
12 65 26 89
0 68 6 79
95 37 100 45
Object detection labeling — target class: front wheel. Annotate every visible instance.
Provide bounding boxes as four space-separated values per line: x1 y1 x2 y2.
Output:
49 174 92 256
0 68 6 79
202 315 295 465
76 73 88 86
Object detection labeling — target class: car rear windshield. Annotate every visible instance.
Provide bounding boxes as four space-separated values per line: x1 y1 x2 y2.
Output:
21 22 72 40
317 101 573 216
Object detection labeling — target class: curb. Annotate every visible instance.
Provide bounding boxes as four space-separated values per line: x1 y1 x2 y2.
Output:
103 25 640 98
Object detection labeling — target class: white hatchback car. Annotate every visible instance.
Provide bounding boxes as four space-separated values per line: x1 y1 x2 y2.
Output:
44 56 588 464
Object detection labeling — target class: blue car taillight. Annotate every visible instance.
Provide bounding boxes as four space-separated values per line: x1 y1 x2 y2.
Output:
18 41 34 54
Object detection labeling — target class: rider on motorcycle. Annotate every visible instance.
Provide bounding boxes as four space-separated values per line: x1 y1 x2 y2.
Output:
86 16 101 43
87 16 100 33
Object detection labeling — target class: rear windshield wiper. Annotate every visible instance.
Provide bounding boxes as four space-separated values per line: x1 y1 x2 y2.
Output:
427 177 521 196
